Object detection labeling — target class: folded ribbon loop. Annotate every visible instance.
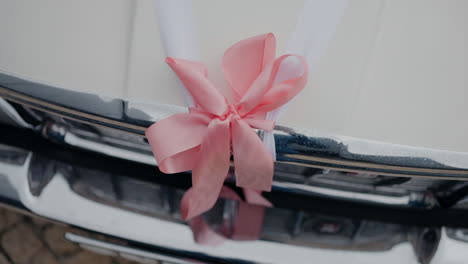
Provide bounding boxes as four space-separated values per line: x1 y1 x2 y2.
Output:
146 33 308 220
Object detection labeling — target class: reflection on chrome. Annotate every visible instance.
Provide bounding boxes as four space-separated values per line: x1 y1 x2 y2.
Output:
1 139 468 263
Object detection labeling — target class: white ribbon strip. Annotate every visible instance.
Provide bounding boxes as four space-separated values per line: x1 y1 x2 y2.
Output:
154 0 200 107
264 0 348 160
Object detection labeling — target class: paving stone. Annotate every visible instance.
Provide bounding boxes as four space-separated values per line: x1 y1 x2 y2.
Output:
31 217 50 229
0 208 147 264
4 211 22 227
43 226 80 255
2 223 43 264
0 210 22 232
0 254 11 264
62 251 113 264
0 211 6 233
30 248 59 264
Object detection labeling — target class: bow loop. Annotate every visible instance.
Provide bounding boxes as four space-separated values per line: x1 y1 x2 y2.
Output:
236 54 308 116
249 55 308 114
166 58 228 116
223 33 276 102
146 111 209 173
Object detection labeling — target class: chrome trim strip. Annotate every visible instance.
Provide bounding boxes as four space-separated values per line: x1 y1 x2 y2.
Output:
64 132 157 166
0 98 31 128
0 85 148 134
1 72 468 180
273 181 412 205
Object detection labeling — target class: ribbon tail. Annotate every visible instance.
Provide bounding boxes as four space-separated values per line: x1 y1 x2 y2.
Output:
181 118 231 220
243 188 273 207
231 119 274 191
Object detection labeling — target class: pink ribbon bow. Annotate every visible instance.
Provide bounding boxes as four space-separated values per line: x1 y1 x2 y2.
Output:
146 33 308 220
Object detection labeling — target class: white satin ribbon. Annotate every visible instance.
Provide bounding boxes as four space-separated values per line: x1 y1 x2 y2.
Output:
264 0 348 160
154 0 200 107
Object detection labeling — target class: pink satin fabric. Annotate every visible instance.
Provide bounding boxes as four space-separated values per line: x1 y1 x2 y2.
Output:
146 33 308 220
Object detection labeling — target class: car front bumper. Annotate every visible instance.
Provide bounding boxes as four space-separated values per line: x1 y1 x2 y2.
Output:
2 72 468 263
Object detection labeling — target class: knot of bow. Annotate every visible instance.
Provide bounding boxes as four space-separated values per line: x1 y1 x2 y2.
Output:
146 33 308 219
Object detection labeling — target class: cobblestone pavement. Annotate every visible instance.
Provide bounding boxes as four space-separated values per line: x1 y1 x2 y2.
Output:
0 207 145 264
